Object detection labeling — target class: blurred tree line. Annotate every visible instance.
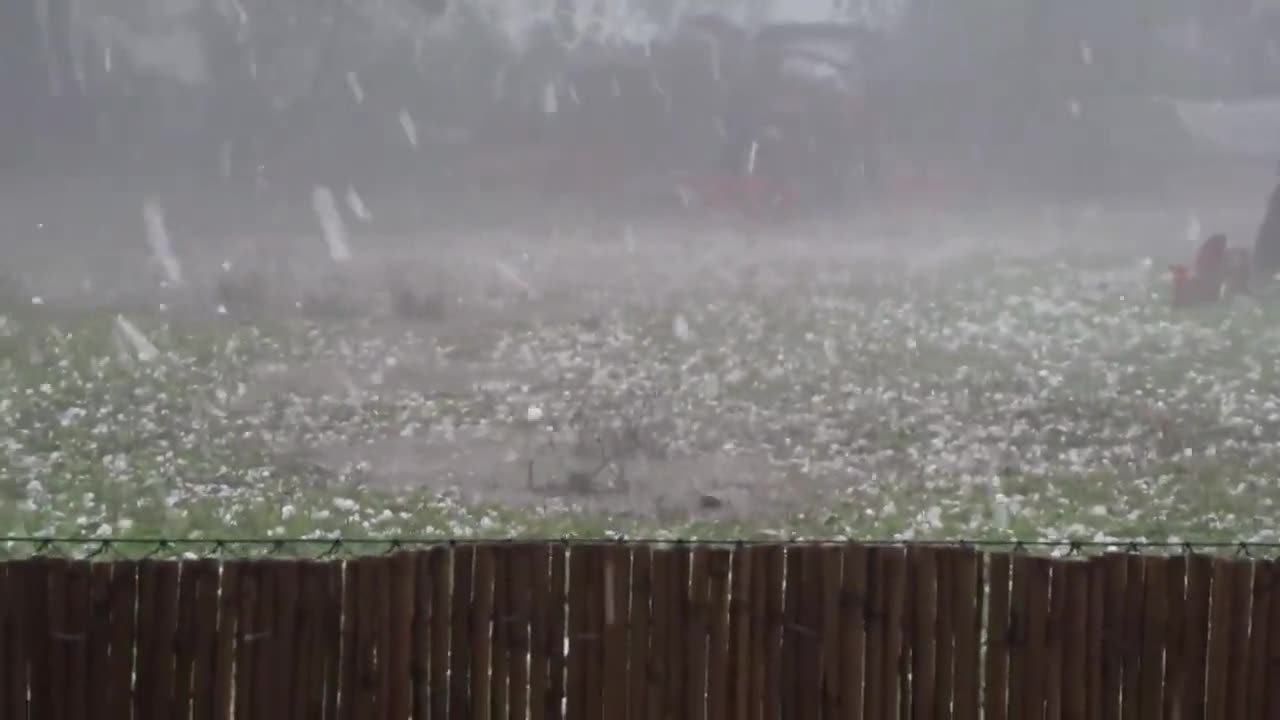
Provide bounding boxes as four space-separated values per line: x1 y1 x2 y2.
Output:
2 0 1279 189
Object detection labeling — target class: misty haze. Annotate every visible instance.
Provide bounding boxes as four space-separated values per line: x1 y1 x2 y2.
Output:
5 0 1280 544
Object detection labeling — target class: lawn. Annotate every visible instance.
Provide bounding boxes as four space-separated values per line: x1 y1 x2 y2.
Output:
3 212 1279 549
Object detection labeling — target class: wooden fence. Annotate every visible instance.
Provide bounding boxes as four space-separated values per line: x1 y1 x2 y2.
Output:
0 543 1278 719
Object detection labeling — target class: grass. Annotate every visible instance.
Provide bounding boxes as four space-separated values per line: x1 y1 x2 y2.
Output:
4 234 1280 547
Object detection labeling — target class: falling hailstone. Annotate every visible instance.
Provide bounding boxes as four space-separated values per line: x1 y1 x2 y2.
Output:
142 199 184 286
312 186 352 262
542 83 558 115
673 313 692 341
494 260 536 298
399 108 418 147
113 315 160 363
345 186 372 222
346 71 364 104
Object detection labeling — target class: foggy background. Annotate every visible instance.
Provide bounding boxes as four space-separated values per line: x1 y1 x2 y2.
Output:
5 0 1280 204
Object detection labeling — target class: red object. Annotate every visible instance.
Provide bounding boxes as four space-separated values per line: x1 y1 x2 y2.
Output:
696 173 797 219
1171 233 1248 308
1194 233 1227 284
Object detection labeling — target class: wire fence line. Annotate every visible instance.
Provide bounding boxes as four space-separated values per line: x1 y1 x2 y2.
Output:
0 535 1276 560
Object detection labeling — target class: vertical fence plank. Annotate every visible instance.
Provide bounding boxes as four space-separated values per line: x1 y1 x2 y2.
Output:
189 560 220 720
603 544 633 720
950 548 981 720
864 547 888 720
1098 554 1127 720
1138 556 1167 720
172 561 199 720
583 546 606 720
350 558 377 720
376 557 395 720
45 557 68 720
0 562 19 720
1226 560 1256 720
85 562 112 718
490 547 511 720
336 559 359 720
388 552 417 720
508 546 532 720
840 544 869 720
649 548 672 720
1062 561 1089 720
781 547 801 720
1248 559 1273 720
287 563 315 720
322 561 344 720
763 545 785 720
1085 558 1105 720
431 548 454 720
566 546 589 720
292 561 330 720
707 549 732 720
1022 557 1051 720
156 561 182 719
528 544 551 720
910 547 939 720
687 547 712 720
138 560 180 720
882 547 909 720
1120 554 1145 720
212 561 239 720
1006 554 1031 720
1181 554 1212 720
111 560 140 719
725 547 747 720
491 543 512 717
934 549 956 720
671 547 692 720
984 553 1011 720
449 546 476 720
1267 558 1280 720
63 561 89 720
1045 559 1067 720
235 562 261 720
411 550 437 720
252 559 285 720
1161 556 1187 720
819 546 843 720
0 564 10 717
22 559 51 720
750 545 774 720
1205 558 1235 720
472 546 497 720
796 546 824 720
548 545 568 720
629 546 652 720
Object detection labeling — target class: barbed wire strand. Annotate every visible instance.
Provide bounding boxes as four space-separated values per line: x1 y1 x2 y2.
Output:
1 535 1279 560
